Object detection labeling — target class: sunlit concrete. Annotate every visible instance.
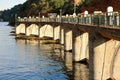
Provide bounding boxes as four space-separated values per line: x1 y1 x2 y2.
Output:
89 32 120 80
39 24 54 38
26 24 39 36
60 28 64 44
54 25 60 40
16 24 25 34
72 28 89 62
64 28 72 51
80 32 89 61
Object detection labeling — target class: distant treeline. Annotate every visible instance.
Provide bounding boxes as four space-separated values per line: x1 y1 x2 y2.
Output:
0 0 90 25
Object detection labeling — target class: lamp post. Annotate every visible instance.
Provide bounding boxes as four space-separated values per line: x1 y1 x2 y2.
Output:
39 12 40 18
60 9 62 17
59 9 62 22
39 12 40 22
74 3 76 15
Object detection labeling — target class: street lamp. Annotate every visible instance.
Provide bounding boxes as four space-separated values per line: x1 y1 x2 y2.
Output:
74 3 76 16
59 9 62 22
39 12 40 22
39 12 41 18
59 9 62 17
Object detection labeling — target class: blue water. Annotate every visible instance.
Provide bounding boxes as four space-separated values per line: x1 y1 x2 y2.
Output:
0 22 68 80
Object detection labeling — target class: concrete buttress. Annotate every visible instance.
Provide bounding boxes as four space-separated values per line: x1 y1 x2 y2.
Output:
16 24 25 34
89 32 120 80
64 28 72 51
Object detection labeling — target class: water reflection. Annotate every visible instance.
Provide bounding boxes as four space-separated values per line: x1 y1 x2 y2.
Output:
50 46 89 80
16 38 89 80
65 52 73 72
73 63 89 80
64 51 89 80
0 19 90 80
0 22 68 80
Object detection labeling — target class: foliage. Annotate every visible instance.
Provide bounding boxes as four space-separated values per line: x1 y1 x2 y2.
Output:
0 0 87 24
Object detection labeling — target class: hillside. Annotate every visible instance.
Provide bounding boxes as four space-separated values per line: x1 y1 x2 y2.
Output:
81 0 120 13
0 0 119 25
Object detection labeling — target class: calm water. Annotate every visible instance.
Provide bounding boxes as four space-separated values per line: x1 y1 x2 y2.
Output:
0 22 89 80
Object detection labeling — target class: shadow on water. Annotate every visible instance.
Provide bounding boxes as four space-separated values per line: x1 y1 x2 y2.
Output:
16 39 89 80
63 52 89 80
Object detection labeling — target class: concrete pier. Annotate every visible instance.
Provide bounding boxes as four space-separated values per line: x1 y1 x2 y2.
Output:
64 28 72 52
53 25 60 40
26 24 39 36
16 24 25 34
72 27 89 62
39 24 54 38
60 27 64 45
72 27 81 62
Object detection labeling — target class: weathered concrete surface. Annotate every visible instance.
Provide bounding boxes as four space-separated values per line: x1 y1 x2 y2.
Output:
89 32 120 80
60 27 64 44
72 27 82 62
112 41 120 80
76 24 120 41
39 24 54 38
73 63 89 80
80 32 89 61
72 27 89 62
26 24 39 36
16 24 25 34
54 25 60 40
64 28 72 51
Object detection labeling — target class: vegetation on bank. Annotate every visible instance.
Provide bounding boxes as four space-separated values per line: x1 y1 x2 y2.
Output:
0 0 87 24
1 0 115 25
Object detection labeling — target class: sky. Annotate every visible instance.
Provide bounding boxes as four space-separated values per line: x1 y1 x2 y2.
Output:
0 0 27 10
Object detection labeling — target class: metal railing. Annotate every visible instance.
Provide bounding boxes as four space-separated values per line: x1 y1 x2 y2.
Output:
17 11 120 29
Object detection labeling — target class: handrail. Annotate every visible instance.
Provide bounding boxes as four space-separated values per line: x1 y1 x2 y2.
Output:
16 11 120 29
